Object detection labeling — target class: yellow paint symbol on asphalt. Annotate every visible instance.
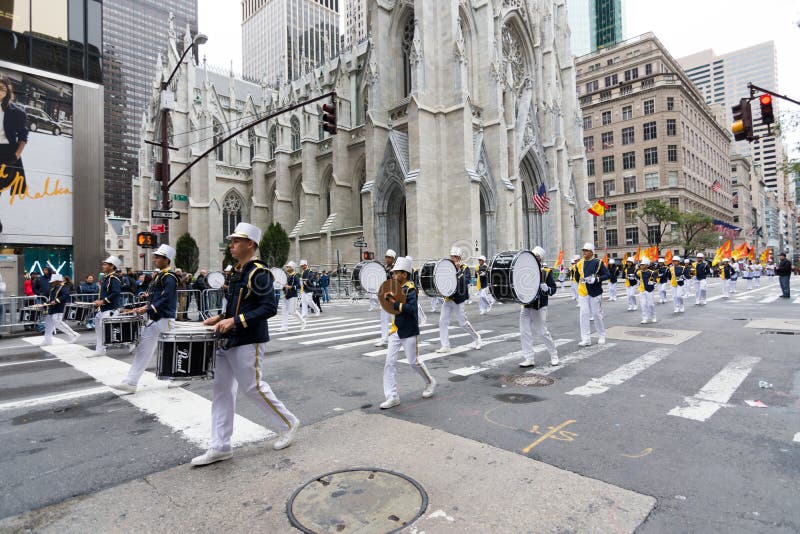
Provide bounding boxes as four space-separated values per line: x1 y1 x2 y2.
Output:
621 447 653 459
521 420 577 454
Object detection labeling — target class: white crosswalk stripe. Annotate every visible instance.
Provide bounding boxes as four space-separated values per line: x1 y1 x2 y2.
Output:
759 295 780 304
399 332 521 364
529 342 617 376
668 355 760 422
449 339 573 376
280 323 381 342
271 318 380 336
565 347 675 396
330 326 455 350
364 330 494 358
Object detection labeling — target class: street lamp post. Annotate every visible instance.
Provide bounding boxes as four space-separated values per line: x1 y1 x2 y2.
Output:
157 33 207 244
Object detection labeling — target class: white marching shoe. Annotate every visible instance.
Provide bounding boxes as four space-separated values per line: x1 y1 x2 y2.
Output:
191 448 233 466
519 358 535 368
597 337 606 345
110 382 137 394
577 340 592 347
550 354 560 366
374 340 388 347
422 380 437 398
273 420 300 450
435 346 451 354
380 397 400 409
468 337 483 350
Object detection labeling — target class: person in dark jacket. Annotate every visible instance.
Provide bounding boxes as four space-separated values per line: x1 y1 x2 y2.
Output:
436 247 481 353
607 259 619 301
279 261 305 332
42 274 79 345
776 252 792 298
638 258 658 323
92 257 122 356
380 256 435 409
519 247 559 367
320 271 330 302
0 78 28 197
194 222 299 466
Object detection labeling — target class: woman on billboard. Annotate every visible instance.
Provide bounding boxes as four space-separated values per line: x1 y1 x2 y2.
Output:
0 77 28 196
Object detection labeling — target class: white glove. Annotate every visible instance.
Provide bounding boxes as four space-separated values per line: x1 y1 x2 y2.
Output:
584 275 596 284
539 283 550 292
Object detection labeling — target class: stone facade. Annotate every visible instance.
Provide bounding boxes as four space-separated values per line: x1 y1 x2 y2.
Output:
132 1 589 271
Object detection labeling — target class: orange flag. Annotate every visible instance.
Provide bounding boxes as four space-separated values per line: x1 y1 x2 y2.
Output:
748 245 755 262
622 252 629 265
664 249 673 264
554 250 564 268
633 245 642 262
602 253 609 266
712 240 732 266
731 241 749 261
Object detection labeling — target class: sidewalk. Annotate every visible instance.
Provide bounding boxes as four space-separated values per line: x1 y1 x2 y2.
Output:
0 411 655 533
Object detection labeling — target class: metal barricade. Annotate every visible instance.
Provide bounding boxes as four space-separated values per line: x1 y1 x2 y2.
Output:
0 295 47 333
176 289 202 322
201 289 224 320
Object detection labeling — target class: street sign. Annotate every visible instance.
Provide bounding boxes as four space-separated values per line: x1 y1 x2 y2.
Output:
151 209 181 220
151 224 165 234
353 241 367 248
172 194 188 202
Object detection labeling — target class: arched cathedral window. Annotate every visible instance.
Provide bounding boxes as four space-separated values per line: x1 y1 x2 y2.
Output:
401 17 414 97
290 116 301 151
248 130 256 162
268 125 277 159
222 192 243 242
213 119 224 161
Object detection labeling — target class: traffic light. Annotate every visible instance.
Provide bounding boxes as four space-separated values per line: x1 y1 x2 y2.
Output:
362 251 374 260
321 100 337 135
759 94 774 125
730 98 753 142
136 232 158 248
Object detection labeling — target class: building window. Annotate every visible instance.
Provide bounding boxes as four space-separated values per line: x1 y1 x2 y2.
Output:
668 145 678 162
604 74 618 87
643 121 657 141
213 120 225 161
587 159 595 176
644 99 655 115
624 67 639 81
606 204 617 223
667 119 676 136
606 229 618 247
602 155 615 174
647 225 660 244
602 131 614 149
625 226 639 245
622 151 636 170
583 116 592 130
588 182 596 199
668 171 679 187
603 179 616 197
667 97 674 111
620 84 632 96
622 105 632 120
645 172 659 190
290 116 301 151
600 90 612 101
401 16 414 96
670 197 679 209
602 111 612 125
623 175 637 194
268 125 277 159
624 202 638 225
580 95 593 105
644 147 658 166
584 136 594 153
622 127 635 146
585 80 599 93
645 63 652 75
222 192 243 242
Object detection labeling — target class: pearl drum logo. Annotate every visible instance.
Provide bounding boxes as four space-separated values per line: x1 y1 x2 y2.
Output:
176 346 190 374
112 326 122 342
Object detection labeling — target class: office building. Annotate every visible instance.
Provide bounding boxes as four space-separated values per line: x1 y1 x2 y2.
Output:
568 0 625 57
343 0 366 47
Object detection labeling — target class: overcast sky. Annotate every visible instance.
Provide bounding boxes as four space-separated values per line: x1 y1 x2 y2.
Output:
198 0 800 157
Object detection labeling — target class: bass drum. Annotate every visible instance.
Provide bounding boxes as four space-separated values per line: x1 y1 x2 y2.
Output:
351 260 386 294
419 259 457 298
488 250 541 304
270 267 288 291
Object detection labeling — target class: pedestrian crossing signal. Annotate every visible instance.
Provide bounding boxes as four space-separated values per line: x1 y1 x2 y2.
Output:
363 251 374 260
136 232 158 248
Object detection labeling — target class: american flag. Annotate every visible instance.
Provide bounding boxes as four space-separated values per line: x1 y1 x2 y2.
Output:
532 183 550 214
711 179 722 192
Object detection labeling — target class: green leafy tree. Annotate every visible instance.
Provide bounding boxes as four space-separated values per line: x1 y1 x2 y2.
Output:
222 246 235 270
674 212 716 257
259 222 291 267
637 199 680 246
175 233 199 273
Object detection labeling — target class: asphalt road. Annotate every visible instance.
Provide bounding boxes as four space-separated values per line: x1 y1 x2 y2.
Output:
1 277 798 532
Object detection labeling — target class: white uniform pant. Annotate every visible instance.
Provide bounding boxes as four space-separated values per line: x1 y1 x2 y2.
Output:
570 281 578 300
417 305 428 325
211 342 297 452
478 288 494 313
721 278 730 298
439 300 479 348
125 317 174 385
368 293 379 311
519 307 557 359
94 310 114 353
659 283 668 303
695 279 707 304
754 276 761 287
672 285 684 312
626 285 638 310
430 296 442 312
688 278 697 294
383 333 432 399
578 295 605 342
300 292 319 317
44 313 77 344
640 291 656 321
745 277 753 290
379 309 392 343
281 297 303 330
608 282 618 301
730 277 737 292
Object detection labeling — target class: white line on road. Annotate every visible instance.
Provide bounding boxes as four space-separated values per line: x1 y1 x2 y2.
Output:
400 332 522 364
273 318 380 336
449 339 573 376
566 347 675 396
759 295 780 304
706 282 778 302
0 386 112 412
0 357 59 368
21 337 273 448
280 323 380 342
531 342 617 376
330 326 452 350
668 355 761 422
364 330 493 357
794 432 799 443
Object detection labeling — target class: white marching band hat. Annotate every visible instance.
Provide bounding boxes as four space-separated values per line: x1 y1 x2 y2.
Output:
640 258 651 265
50 273 63 283
392 256 413 273
658 257 665 262
572 255 580 262
609 258 616 264
286 261 297 269
300 259 308 266
582 242 595 252
385 249 397 258
478 255 487 261
449 246 462 257
227 222 261 244
532 246 545 259
103 255 122 269
153 244 176 261
674 256 682 262
696 252 705 258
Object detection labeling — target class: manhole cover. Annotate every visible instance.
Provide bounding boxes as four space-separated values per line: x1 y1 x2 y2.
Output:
287 468 428 533
623 330 674 338
501 374 555 387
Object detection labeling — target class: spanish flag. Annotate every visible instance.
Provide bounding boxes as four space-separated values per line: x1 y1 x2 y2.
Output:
587 199 609 217
554 250 564 268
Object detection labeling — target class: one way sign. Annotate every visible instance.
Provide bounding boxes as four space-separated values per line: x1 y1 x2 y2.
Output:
152 210 181 220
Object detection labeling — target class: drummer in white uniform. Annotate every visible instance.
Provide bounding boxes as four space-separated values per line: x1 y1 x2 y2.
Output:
279 261 306 332
476 255 494 315
436 247 481 353
519 247 559 367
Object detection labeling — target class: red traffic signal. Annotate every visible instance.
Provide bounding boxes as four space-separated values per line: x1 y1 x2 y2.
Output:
759 94 774 125
362 251 374 260
321 101 337 135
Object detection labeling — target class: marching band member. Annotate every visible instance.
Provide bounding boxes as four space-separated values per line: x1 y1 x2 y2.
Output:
624 257 638 311
519 247 559 367
298 260 320 318
693 253 709 305
380 256 436 409
436 247 481 353
410 261 428 326
657 258 668 304
279 261 305 332
111 244 178 394
753 261 762 287
42 274 79 345
670 256 686 314
374 249 396 347
720 258 733 299
637 258 657 323
569 256 580 304
743 261 754 290
730 259 739 293
193 222 299 466
476 255 494 315
607 259 619 301
575 243 609 347
91 256 122 356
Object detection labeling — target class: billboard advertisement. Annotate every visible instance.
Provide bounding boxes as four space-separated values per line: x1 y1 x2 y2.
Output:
0 66 73 247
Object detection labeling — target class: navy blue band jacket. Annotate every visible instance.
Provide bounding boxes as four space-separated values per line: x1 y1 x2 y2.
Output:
220 259 277 348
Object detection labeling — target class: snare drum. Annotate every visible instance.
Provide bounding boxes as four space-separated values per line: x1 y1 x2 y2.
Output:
64 302 94 322
19 305 45 324
102 315 143 347
270 267 288 291
488 250 541 304
157 330 217 380
351 260 386 294
419 259 457 298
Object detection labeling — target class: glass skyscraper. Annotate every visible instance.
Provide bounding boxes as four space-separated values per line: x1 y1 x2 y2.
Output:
568 0 625 56
103 0 198 217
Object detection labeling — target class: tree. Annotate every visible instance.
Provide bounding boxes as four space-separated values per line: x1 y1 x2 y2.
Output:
260 222 291 267
674 212 716 257
637 199 680 246
222 246 235 270
175 233 199 273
